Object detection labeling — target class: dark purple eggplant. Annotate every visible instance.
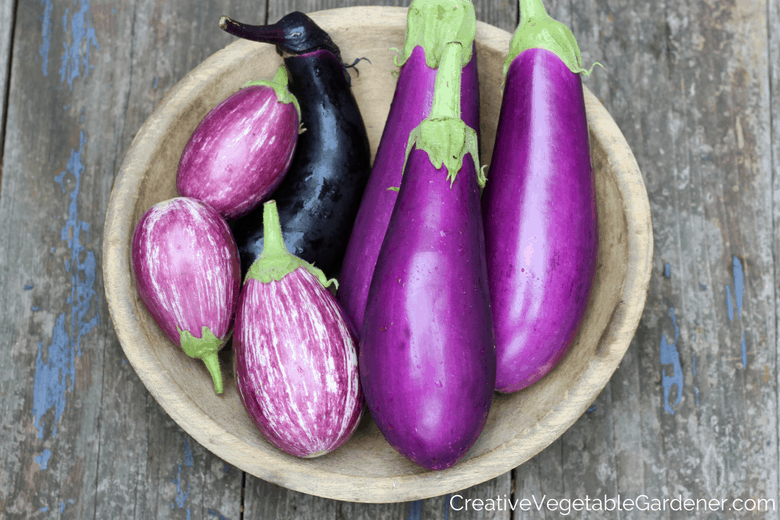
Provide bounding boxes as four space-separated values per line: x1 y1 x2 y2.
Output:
220 12 371 278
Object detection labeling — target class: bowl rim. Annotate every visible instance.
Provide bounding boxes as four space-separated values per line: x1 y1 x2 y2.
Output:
103 5 653 503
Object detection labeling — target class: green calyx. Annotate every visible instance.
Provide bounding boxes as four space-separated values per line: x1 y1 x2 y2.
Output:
245 200 337 289
179 326 225 394
404 42 483 188
244 66 302 119
505 0 585 76
397 0 476 69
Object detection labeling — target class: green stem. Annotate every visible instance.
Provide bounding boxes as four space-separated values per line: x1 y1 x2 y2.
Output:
179 326 225 395
397 0 476 69
244 66 301 119
519 0 547 21
505 0 585 76
428 42 463 120
403 41 483 188
244 201 338 288
201 352 224 394
259 200 288 259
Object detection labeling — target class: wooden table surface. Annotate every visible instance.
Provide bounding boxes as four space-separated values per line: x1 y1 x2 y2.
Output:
0 0 777 517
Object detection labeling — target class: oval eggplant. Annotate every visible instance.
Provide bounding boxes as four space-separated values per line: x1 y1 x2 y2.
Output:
220 12 371 278
481 0 598 393
234 200 363 458
338 0 480 335
131 197 241 394
176 66 301 220
360 43 494 471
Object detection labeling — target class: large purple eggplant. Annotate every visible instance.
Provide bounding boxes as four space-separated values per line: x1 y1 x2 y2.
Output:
360 42 494 471
233 200 363 458
338 0 479 335
481 0 598 393
131 197 241 394
220 12 371 278
177 66 300 220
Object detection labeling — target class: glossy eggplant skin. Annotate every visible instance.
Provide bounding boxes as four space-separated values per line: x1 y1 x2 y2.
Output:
338 42 479 334
234 267 363 458
360 148 495 471
176 75 299 220
131 197 241 394
481 48 598 393
230 48 371 278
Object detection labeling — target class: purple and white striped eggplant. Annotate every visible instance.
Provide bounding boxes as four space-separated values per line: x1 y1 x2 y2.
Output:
131 197 241 394
233 200 363 458
177 66 301 220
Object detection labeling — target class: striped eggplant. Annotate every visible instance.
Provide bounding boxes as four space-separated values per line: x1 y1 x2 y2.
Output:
338 0 480 335
233 200 362 458
131 197 241 394
481 0 598 392
360 42 494 471
177 66 301 220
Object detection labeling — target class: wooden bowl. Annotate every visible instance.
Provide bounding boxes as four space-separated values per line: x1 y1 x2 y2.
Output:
103 6 652 503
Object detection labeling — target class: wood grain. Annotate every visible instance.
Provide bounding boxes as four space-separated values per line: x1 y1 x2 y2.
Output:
3 0 777 517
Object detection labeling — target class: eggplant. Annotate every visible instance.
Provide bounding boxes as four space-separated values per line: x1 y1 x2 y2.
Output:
220 12 371 278
131 197 241 394
176 66 301 220
338 0 480 335
233 200 363 458
481 0 598 393
360 42 494 471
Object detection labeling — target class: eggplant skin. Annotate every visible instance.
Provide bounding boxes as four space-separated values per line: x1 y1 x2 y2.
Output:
177 85 299 220
230 49 371 278
360 150 495 471
234 267 363 458
481 48 598 393
131 197 241 348
338 42 480 336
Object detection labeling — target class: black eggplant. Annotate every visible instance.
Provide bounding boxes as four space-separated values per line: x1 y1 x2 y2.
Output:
220 12 372 278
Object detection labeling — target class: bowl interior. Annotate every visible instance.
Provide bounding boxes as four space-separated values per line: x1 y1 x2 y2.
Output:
104 6 652 503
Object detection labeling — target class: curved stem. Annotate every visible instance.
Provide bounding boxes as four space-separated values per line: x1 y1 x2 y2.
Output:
201 352 224 394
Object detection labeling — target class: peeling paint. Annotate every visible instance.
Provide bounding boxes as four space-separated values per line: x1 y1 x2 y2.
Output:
184 435 194 468
32 131 100 444
171 463 191 519
39 0 54 75
660 308 683 414
59 0 99 89
407 500 422 520
35 449 52 469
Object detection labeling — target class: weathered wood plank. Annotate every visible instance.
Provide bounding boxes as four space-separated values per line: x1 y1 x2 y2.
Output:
568 1 777 519
0 0 259 517
96 0 265 518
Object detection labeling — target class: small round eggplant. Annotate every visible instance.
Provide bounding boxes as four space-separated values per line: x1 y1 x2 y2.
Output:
233 200 363 458
131 197 241 394
481 0 598 393
176 66 301 220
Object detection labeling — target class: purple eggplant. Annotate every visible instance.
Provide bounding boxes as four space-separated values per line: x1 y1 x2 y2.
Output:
233 200 362 458
360 42 494 471
131 197 241 394
338 0 479 335
481 0 598 393
177 66 301 220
